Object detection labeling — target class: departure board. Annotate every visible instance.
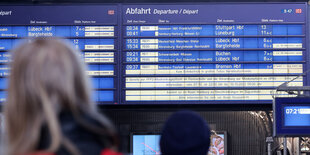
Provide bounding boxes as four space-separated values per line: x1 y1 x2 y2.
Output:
0 3 307 105
122 3 307 104
0 5 119 104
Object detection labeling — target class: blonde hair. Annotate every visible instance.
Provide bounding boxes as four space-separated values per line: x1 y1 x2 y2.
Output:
4 38 117 155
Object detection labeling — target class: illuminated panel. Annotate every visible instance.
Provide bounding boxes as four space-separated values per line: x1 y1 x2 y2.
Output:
122 3 307 104
0 5 118 104
284 106 310 126
132 135 161 155
274 98 310 136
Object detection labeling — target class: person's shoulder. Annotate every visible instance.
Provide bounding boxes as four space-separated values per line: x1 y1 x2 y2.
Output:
58 111 106 154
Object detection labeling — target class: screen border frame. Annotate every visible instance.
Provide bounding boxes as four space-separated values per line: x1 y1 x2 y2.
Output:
120 2 308 106
274 97 310 137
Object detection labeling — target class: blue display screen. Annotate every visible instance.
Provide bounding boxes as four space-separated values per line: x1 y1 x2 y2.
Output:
0 3 308 105
123 3 307 103
0 5 118 104
274 98 310 136
284 106 310 126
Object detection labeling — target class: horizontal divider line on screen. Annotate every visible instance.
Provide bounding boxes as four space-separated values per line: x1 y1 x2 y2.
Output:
122 101 274 104
0 37 117 39
0 62 117 65
2 24 118 26
124 35 305 39
0 49 117 52
122 22 306 26
93 101 116 104
91 75 116 77
87 62 117 65
123 87 278 90
123 48 306 51
94 88 116 90
0 88 117 91
123 74 303 77
122 61 306 64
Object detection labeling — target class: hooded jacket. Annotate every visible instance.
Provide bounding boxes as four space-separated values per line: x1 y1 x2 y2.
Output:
34 111 121 155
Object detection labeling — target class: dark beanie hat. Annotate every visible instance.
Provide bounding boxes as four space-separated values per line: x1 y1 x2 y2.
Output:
160 110 211 155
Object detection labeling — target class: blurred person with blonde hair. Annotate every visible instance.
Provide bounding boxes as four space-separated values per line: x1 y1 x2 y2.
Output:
4 38 121 155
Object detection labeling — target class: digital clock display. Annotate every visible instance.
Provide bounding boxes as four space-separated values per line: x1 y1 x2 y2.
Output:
284 106 310 126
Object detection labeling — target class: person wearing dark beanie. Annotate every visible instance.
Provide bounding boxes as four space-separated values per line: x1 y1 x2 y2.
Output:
160 110 211 155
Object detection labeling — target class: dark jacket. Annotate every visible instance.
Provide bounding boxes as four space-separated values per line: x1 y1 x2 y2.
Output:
38 111 110 155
